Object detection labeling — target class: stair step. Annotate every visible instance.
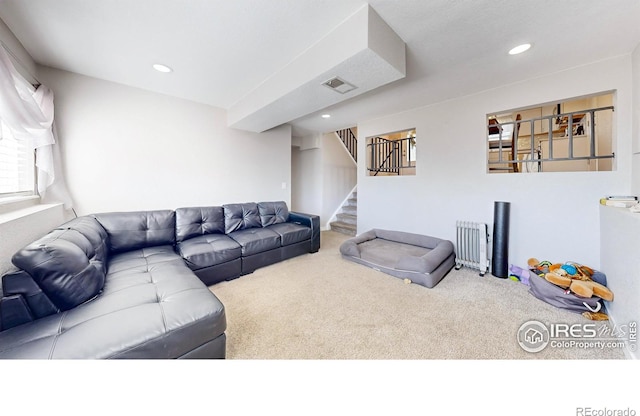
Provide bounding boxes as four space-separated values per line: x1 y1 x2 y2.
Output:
330 221 356 236
342 205 357 214
345 197 357 206
336 212 357 225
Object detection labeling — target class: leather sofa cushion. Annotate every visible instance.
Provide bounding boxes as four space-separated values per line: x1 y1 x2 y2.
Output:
11 216 109 311
267 222 311 246
93 210 176 253
106 245 182 275
257 201 289 227
175 206 225 242
227 227 281 256
223 203 261 234
177 234 242 270
0 247 226 359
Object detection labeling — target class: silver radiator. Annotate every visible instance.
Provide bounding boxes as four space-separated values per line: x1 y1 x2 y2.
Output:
455 221 489 276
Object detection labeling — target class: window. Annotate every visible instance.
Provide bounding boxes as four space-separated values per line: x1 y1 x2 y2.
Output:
366 128 416 176
487 91 615 173
0 126 35 197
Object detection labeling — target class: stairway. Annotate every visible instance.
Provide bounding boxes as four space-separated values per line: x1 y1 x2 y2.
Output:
330 190 357 236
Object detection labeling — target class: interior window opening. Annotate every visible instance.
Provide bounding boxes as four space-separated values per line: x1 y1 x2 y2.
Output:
487 91 615 173
366 128 416 176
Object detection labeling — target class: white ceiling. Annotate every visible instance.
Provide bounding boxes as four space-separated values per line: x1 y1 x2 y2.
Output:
1 0 639 136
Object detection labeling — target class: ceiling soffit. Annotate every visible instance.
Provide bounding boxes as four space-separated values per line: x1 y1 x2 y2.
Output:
227 5 406 133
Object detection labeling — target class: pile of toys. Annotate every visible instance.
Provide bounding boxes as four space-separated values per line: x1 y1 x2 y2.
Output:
509 258 613 321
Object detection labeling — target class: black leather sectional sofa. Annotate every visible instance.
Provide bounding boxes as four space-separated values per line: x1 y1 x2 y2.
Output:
0 201 320 359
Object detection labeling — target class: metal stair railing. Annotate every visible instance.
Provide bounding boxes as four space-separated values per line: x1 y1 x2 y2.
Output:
336 128 357 162
368 137 400 176
367 136 417 176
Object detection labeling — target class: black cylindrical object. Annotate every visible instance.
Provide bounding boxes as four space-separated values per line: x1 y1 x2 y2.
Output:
492 201 510 278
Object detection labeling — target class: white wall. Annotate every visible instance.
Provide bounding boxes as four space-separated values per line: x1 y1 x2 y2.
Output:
599 205 639 359
291 133 357 227
632 43 640 195
37 66 292 215
357 55 633 271
601 42 639 358
291 135 323 216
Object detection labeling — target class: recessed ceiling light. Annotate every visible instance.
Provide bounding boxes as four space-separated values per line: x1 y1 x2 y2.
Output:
321 114 331 119
153 63 173 73
508 43 531 55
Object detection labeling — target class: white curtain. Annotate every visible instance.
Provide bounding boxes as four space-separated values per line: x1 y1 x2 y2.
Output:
0 45 73 209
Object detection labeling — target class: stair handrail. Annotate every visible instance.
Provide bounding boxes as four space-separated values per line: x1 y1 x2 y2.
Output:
336 128 357 162
368 136 401 176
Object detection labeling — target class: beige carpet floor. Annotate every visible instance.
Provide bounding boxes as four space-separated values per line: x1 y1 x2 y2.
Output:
210 231 626 360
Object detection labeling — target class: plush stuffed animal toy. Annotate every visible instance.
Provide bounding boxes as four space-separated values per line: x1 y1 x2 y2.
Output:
527 258 614 321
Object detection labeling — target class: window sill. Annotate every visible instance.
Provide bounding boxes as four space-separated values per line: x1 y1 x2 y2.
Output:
0 202 64 229
0 197 63 226
0 195 40 216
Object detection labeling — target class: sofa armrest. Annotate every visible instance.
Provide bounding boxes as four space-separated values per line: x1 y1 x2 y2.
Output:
0 294 34 332
2 270 59 320
288 211 321 252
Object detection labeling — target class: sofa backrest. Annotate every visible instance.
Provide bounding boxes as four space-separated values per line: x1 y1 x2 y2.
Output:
222 203 262 233
257 201 289 227
10 216 109 312
175 206 225 242
92 210 176 253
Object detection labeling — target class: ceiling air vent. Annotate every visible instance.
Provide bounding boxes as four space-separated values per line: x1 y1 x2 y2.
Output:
322 76 357 94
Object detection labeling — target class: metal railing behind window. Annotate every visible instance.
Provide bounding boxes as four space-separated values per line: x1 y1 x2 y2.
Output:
367 136 416 176
487 106 614 172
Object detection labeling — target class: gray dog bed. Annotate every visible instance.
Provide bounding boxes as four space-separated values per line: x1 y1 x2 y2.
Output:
339 229 455 288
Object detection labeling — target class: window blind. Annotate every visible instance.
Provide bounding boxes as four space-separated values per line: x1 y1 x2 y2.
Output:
0 122 35 195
